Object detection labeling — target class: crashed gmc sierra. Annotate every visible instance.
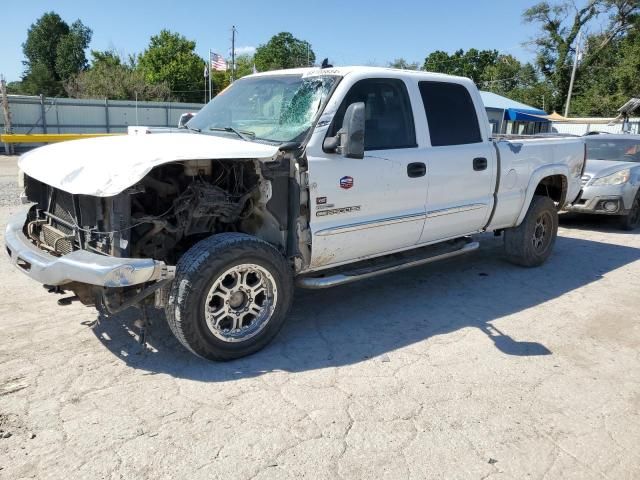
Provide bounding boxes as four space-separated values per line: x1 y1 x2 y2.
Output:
5 66 585 360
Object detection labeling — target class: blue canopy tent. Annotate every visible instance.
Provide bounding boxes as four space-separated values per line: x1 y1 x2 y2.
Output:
480 91 549 134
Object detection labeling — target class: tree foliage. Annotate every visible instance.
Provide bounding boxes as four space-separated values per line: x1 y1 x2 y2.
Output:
21 12 92 96
55 20 93 80
571 19 640 115
388 58 420 70
422 49 551 110
137 30 205 102
424 49 500 84
254 32 315 71
65 50 170 100
523 0 639 113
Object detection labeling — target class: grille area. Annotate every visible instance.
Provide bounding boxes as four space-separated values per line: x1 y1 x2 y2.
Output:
24 175 116 257
49 190 76 235
41 224 74 255
24 178 82 256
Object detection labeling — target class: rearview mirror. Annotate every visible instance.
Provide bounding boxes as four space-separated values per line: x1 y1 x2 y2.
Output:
323 102 365 159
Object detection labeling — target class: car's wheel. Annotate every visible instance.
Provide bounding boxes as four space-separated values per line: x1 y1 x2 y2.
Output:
165 233 294 361
619 191 640 231
504 195 558 267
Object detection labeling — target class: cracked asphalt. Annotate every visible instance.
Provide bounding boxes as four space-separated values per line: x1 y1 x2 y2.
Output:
0 155 639 479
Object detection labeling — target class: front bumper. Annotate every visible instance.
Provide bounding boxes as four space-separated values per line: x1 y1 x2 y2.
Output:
565 183 637 216
5 208 174 287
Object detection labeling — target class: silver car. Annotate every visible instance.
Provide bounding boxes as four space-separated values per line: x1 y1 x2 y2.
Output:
566 134 640 230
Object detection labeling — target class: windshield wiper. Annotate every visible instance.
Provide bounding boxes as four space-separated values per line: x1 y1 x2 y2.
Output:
185 125 201 133
209 126 255 141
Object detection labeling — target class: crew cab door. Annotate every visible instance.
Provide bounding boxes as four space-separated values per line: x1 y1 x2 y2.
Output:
416 81 495 242
307 78 428 269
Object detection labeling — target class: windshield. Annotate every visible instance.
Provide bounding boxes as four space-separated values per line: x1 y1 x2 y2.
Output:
188 74 339 143
586 137 640 163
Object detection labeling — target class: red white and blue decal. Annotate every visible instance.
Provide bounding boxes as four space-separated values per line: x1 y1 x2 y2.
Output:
340 176 354 189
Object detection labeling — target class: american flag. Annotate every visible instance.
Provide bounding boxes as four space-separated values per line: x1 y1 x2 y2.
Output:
210 52 227 71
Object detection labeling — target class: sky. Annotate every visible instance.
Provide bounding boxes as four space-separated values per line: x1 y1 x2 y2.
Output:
1 0 542 82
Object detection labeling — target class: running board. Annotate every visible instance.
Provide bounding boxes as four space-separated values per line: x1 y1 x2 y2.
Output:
297 240 479 289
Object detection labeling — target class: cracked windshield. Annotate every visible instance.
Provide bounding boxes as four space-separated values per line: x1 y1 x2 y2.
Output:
188 74 338 143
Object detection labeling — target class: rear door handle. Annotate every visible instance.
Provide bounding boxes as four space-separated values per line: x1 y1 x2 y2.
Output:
473 157 488 171
407 162 426 178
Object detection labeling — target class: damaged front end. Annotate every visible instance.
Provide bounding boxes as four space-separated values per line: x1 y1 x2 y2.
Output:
14 152 310 312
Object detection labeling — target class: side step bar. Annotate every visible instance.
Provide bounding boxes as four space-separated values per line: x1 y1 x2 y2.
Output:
297 241 479 289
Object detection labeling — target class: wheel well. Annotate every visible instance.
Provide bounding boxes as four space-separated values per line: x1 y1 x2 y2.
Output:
534 175 567 208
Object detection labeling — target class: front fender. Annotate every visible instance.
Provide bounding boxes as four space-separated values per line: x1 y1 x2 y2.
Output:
515 164 570 226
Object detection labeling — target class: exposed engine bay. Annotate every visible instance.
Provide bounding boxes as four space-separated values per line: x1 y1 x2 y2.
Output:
21 155 311 306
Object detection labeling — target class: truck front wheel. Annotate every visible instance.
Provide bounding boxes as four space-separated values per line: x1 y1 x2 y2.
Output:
504 195 558 267
165 233 294 361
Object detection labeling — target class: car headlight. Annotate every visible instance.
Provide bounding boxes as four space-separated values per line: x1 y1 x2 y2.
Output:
591 169 631 186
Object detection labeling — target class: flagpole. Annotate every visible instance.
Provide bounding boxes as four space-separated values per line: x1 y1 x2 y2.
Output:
231 26 236 83
208 49 212 102
203 62 208 104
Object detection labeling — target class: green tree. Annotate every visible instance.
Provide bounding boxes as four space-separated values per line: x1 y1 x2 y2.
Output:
481 55 525 93
21 12 92 96
423 49 499 84
423 48 553 111
65 50 170 101
388 58 420 70
137 30 205 102
90 49 123 68
523 0 638 113
571 21 640 115
254 32 315 71
480 55 553 110
55 20 93 79
6 81 27 94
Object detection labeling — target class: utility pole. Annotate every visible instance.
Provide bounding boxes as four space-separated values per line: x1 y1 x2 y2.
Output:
564 30 582 118
1 75 13 154
231 26 237 83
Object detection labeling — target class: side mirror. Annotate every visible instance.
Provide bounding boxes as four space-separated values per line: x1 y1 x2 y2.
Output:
323 102 365 159
178 112 195 128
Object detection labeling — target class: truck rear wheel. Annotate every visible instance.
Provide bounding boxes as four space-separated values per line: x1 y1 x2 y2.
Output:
165 233 293 361
504 195 558 267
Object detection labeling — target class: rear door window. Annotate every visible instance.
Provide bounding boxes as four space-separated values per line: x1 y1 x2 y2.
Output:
418 81 482 147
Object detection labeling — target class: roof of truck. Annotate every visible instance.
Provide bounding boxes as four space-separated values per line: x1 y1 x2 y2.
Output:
250 65 467 82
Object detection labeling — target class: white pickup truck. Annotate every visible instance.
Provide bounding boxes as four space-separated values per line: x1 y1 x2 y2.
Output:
6 66 585 360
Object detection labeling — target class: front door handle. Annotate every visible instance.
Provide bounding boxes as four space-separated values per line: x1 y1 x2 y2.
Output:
473 157 488 171
407 162 426 178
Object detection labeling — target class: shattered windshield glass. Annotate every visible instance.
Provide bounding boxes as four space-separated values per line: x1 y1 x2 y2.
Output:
188 74 339 143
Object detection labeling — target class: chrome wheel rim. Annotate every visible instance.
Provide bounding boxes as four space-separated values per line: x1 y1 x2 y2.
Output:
532 212 552 252
204 264 277 343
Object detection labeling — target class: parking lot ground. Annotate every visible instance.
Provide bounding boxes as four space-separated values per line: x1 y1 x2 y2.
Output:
0 155 639 479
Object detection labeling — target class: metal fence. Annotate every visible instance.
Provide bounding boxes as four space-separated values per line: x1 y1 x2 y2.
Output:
1 94 204 135
552 118 640 135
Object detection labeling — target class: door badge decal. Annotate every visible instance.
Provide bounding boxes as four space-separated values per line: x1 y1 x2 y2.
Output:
340 176 354 189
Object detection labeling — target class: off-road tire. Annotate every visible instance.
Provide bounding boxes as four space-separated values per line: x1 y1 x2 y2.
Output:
619 190 640 231
165 233 294 361
504 195 558 267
